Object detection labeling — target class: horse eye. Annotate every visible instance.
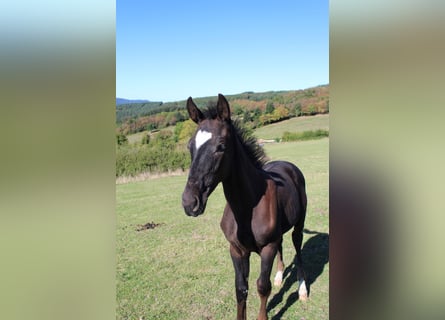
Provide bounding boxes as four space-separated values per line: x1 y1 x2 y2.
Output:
216 144 226 152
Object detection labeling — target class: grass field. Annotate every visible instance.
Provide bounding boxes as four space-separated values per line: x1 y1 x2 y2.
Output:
254 114 329 140
127 127 175 144
116 137 329 320
126 131 148 144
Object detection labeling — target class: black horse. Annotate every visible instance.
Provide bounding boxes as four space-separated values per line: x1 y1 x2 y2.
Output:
182 94 308 320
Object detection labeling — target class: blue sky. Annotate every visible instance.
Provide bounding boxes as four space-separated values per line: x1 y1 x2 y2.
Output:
117 0 328 102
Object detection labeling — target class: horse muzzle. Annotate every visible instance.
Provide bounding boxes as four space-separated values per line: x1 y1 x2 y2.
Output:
182 191 207 217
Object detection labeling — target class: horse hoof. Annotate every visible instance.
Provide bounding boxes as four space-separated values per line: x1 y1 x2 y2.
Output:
299 292 308 301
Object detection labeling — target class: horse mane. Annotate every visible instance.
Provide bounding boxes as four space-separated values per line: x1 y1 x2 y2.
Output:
232 119 267 169
201 102 267 169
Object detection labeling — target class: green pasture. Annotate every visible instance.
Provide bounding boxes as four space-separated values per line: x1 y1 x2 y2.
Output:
126 127 175 144
254 114 329 140
116 138 329 319
126 131 148 144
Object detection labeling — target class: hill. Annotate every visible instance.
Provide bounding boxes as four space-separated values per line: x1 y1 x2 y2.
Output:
116 84 329 134
116 98 151 105
116 101 165 124
254 114 329 140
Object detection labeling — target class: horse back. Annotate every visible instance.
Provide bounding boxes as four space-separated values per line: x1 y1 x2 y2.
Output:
263 160 307 233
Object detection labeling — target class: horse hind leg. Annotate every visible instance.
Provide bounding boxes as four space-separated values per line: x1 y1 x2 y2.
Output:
273 238 284 286
292 226 308 301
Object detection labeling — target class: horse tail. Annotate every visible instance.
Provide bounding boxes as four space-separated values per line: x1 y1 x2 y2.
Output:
295 166 307 219
290 165 307 228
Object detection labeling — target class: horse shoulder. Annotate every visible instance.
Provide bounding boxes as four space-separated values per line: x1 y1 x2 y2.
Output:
220 203 237 242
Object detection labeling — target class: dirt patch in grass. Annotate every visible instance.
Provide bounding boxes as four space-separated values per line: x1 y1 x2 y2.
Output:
136 221 164 231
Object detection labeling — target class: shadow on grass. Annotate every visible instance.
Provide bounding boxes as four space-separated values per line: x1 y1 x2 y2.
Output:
267 229 329 319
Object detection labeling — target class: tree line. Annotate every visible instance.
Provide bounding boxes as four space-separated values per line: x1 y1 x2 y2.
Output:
116 85 329 135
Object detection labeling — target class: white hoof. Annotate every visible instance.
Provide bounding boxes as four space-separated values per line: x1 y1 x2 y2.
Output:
298 280 308 301
274 271 283 286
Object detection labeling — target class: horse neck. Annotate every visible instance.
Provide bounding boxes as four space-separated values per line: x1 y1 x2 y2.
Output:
222 136 268 212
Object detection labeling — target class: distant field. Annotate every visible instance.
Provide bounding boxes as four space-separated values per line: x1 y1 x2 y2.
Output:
126 126 175 144
117 138 329 320
126 131 147 144
126 114 329 144
254 114 329 140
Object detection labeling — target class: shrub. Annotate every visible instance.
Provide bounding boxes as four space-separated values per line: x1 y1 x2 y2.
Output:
265 102 275 114
116 130 191 177
141 134 150 145
282 130 329 142
116 133 128 145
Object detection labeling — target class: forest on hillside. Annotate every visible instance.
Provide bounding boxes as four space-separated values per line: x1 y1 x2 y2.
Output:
116 85 329 135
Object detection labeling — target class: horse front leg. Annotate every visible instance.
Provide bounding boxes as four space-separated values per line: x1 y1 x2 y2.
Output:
230 244 250 320
257 243 278 320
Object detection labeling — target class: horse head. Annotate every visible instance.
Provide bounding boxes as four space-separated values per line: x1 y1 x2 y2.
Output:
182 94 234 217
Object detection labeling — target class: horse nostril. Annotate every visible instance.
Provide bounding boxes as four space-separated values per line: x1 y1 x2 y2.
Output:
192 195 200 212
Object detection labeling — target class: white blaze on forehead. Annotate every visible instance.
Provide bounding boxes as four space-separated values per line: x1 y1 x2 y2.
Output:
195 130 212 150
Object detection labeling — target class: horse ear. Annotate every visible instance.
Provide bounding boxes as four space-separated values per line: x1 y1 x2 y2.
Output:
187 97 204 123
217 94 231 121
